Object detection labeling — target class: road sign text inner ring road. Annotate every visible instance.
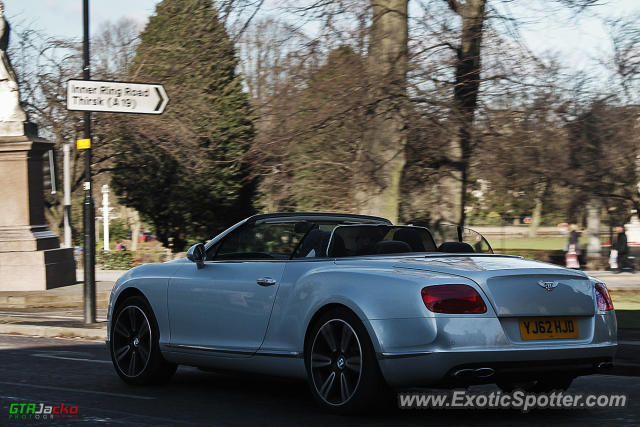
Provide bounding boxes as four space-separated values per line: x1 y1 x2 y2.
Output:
66 80 168 115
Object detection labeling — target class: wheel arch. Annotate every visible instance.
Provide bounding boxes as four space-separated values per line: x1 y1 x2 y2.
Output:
109 285 167 344
110 287 157 344
112 287 149 314
303 302 383 357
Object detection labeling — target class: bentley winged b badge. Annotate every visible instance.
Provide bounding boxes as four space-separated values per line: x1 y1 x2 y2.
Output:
538 280 559 292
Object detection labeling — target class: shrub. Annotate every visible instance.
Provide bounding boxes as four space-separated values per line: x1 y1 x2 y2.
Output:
97 250 134 270
484 211 503 226
109 218 130 242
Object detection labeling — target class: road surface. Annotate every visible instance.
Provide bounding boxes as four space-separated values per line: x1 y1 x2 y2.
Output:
0 335 638 426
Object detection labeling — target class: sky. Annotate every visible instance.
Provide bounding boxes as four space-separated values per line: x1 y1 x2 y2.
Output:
502 0 640 71
4 0 160 39
3 0 640 77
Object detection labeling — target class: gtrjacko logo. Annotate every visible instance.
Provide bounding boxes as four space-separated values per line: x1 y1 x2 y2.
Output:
8 402 79 421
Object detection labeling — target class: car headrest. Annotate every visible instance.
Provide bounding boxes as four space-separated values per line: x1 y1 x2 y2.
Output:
329 234 348 257
299 228 329 257
374 240 412 254
438 241 474 253
393 229 426 252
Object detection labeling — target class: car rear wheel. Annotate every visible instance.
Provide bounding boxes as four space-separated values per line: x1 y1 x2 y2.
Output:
305 308 388 414
110 295 176 385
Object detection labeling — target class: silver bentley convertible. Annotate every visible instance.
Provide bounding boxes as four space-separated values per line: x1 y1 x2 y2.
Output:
107 212 617 413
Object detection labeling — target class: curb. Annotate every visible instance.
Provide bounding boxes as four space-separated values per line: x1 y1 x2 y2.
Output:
0 295 110 309
0 324 106 341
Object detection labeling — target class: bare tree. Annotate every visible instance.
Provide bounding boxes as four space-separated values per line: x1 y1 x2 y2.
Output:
402 0 603 227
609 13 640 102
352 0 409 223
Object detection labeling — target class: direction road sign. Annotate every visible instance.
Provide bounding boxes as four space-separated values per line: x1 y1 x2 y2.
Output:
66 80 169 114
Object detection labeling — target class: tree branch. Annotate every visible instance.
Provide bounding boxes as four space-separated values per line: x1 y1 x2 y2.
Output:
445 0 461 14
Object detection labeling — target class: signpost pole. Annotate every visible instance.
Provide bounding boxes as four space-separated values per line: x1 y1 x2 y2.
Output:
63 143 71 248
82 0 96 324
102 185 110 251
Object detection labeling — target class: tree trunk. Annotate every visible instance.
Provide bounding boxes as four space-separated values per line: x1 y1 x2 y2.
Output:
129 208 141 251
528 181 548 238
446 0 487 227
528 198 543 238
586 197 602 259
355 0 408 223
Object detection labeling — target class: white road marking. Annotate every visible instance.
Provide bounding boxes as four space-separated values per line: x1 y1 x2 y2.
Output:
32 353 112 364
0 381 155 400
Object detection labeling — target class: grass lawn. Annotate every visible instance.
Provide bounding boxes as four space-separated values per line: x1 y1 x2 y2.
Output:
490 237 567 250
611 291 640 308
489 236 599 250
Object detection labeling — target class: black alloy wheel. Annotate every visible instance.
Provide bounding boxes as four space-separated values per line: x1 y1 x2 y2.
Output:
305 308 389 413
110 295 176 384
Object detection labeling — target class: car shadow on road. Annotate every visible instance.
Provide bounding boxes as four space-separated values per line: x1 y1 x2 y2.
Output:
1 339 636 426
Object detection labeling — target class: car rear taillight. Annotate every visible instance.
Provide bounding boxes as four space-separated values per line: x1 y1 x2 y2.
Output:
421 284 487 314
595 282 614 311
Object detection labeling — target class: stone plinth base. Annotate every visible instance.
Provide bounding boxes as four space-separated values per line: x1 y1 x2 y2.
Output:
0 130 76 291
0 247 76 291
0 225 60 252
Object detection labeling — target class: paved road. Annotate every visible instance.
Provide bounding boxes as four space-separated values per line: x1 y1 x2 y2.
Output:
0 335 638 426
586 271 640 291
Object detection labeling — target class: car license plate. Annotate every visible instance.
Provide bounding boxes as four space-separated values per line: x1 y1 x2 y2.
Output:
519 317 579 340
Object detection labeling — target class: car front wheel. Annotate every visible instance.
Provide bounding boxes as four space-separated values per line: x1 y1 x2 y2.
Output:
110 295 176 384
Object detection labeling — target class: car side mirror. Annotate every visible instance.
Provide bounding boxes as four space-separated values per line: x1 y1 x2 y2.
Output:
186 243 205 269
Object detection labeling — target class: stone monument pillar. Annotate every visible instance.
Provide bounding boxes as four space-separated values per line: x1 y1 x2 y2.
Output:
0 1 75 290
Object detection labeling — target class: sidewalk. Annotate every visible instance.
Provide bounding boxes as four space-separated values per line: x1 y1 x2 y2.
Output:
0 269 124 340
0 267 125 308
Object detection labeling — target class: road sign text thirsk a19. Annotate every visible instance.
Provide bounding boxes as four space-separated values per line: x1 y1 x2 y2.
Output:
67 80 169 114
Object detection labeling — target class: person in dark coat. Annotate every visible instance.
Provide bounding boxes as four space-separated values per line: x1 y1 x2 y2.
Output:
567 225 581 254
614 226 629 271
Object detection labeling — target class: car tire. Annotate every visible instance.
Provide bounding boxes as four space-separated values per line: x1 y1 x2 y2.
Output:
110 295 177 385
305 307 389 414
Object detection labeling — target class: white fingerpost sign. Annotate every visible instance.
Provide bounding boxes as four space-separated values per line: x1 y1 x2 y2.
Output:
66 80 169 114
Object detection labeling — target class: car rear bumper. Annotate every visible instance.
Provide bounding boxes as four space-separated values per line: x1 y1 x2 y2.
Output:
370 313 617 388
378 343 616 388
378 344 616 388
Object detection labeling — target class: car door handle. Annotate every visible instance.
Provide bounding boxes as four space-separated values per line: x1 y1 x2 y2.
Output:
256 277 277 287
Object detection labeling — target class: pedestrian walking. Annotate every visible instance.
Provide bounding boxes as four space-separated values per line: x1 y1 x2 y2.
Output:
565 224 581 269
614 226 629 272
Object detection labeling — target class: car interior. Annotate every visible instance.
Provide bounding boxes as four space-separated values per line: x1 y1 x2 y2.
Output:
206 221 488 261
